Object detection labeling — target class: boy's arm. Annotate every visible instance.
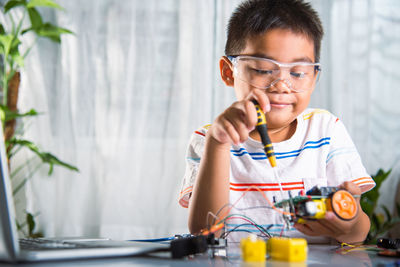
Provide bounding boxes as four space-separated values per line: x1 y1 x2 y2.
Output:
294 181 370 244
187 132 231 234
187 91 270 234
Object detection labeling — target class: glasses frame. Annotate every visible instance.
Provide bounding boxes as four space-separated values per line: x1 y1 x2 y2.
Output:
227 55 321 93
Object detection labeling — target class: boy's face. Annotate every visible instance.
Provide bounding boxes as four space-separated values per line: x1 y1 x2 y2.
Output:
224 28 318 131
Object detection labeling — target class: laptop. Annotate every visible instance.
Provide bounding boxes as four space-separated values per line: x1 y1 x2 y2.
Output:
0 125 168 262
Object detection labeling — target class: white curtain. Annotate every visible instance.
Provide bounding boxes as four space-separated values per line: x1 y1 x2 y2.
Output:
10 0 400 239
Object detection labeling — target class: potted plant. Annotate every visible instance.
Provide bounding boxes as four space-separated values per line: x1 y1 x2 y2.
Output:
0 0 78 237
361 169 400 243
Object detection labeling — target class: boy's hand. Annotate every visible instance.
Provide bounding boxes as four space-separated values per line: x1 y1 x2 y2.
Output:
294 181 370 244
209 89 270 145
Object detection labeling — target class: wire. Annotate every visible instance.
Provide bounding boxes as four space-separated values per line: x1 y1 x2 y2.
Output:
208 204 277 229
335 243 381 255
234 205 275 211
202 184 296 239
221 224 270 239
279 224 285 237
222 228 254 238
212 185 294 229
206 203 233 229
129 237 176 242
206 210 220 230
223 215 272 238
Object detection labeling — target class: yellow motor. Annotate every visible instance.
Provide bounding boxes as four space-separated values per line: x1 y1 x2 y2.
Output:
240 234 266 262
267 237 307 262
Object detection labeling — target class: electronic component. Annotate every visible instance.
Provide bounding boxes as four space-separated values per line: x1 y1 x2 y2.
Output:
275 186 358 222
240 234 266 262
377 238 400 250
169 233 227 259
170 235 207 258
267 237 307 262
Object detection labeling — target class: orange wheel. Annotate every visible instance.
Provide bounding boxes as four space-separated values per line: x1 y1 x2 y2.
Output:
330 190 358 220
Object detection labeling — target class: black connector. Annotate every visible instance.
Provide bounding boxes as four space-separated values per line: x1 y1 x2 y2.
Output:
377 238 400 249
170 235 208 259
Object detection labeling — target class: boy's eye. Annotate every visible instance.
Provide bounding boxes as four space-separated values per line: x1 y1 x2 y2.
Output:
251 68 274 75
290 71 307 78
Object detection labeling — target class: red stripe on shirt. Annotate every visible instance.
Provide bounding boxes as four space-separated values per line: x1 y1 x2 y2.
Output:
230 181 304 187
230 186 304 192
194 131 205 137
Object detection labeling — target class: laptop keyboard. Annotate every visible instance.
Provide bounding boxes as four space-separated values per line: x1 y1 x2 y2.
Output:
19 238 91 250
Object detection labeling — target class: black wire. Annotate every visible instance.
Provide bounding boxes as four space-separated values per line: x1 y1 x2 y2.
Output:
221 223 272 239
222 228 268 239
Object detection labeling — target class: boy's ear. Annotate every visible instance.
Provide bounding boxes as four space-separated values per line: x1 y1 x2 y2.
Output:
219 56 234 87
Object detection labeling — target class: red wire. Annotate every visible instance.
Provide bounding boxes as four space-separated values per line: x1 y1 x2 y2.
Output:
214 185 294 227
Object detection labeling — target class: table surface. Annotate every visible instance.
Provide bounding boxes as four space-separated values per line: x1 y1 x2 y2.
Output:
0 244 398 267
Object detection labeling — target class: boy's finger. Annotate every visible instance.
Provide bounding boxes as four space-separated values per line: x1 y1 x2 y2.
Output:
225 107 251 143
211 123 233 144
293 223 317 236
220 119 240 145
251 89 271 112
338 181 361 195
318 215 343 232
228 118 249 143
320 212 352 233
244 100 257 130
301 220 336 236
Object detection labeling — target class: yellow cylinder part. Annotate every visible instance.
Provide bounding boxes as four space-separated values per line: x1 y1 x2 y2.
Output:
312 199 327 219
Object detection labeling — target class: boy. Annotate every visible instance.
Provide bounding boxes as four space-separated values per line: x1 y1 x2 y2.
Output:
179 0 375 243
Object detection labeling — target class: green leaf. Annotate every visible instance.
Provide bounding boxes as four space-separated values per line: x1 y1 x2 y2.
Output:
26 212 35 236
360 168 392 218
36 23 73 43
381 205 392 222
360 198 374 217
372 169 391 189
21 27 32 35
10 35 22 50
6 138 79 175
0 106 40 121
0 108 5 124
4 0 26 13
371 213 381 231
27 7 43 30
11 53 24 67
27 0 63 10
0 34 14 56
0 24 5 35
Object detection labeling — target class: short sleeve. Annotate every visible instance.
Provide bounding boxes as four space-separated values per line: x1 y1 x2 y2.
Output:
178 126 208 208
326 119 375 193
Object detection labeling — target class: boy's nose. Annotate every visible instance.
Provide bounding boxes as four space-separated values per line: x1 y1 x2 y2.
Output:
268 78 293 93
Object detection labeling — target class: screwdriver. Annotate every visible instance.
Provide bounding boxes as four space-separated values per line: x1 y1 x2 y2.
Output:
252 100 277 168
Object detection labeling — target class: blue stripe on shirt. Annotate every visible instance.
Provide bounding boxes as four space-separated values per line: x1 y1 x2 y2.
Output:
326 147 356 163
231 137 331 161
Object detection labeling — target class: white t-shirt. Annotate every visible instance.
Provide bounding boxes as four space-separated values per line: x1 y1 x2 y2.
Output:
179 108 375 243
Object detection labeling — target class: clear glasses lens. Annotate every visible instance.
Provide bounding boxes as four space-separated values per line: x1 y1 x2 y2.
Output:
233 57 319 92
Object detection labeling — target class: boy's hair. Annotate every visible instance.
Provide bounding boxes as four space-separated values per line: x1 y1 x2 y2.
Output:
225 0 324 62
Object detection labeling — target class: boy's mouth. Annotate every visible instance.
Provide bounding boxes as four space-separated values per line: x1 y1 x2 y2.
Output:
270 102 291 108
